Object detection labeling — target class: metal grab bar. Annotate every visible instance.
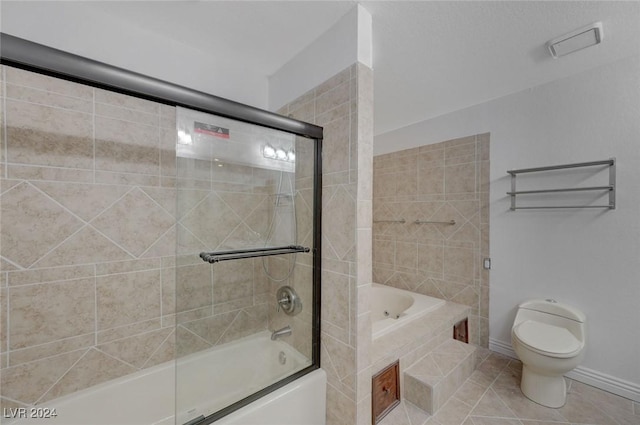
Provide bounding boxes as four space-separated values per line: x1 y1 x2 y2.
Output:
200 245 310 263
373 219 406 224
414 219 456 225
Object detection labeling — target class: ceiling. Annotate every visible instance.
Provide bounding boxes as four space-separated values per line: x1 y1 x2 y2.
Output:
4 1 640 137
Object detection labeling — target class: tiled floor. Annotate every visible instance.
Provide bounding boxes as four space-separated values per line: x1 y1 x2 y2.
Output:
381 350 640 425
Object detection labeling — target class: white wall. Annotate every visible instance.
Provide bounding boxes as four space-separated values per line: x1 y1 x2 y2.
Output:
375 54 640 400
0 1 268 108
268 5 372 112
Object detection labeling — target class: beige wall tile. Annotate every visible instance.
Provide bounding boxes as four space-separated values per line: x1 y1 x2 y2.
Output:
316 80 351 116
9 333 94 366
40 348 136 403
95 258 160 276
1 182 83 268
212 259 253 305
217 304 268 344
6 100 93 169
181 311 236 345
374 133 490 352
418 243 444 275
142 329 175 368
6 84 93 113
95 116 160 175
97 327 172 369
180 192 241 250
10 278 95 349
445 163 476 194
323 116 351 174
289 99 315 122
322 270 350 328
396 241 417 270
418 166 444 195
96 270 161 330
0 349 86 404
33 226 133 268
95 170 160 187
1 67 181 407
160 127 177 177
95 88 159 114
159 105 176 129
5 67 93 99
324 186 356 260
33 181 130 222
176 263 212 313
316 67 351 98
95 102 159 127
96 318 162 344
0 287 6 353
6 164 92 183
8 265 93 289
91 188 173 257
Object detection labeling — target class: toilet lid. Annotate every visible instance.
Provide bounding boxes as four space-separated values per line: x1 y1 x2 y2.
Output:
514 320 582 356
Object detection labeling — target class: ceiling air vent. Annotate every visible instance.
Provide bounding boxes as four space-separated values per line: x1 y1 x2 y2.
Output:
547 22 603 58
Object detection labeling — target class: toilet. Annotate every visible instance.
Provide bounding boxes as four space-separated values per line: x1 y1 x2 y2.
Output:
511 299 586 408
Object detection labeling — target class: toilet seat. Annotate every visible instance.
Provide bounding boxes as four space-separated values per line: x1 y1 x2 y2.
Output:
513 320 582 358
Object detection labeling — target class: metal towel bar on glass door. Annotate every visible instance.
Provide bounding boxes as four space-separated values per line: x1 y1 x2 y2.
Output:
199 245 310 263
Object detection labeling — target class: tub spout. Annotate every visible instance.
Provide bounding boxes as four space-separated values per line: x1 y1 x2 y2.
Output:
271 325 292 340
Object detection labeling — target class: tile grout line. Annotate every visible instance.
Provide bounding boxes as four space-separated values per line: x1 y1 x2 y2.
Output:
33 347 91 406
22 185 139 269
453 358 517 424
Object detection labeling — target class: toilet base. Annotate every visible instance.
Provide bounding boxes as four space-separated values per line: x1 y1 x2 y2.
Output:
520 365 567 408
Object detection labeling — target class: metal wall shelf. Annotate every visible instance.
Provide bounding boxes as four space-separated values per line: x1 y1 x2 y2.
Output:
507 158 616 210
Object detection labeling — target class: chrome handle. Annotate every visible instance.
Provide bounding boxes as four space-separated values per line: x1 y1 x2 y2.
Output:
276 286 302 316
277 295 290 312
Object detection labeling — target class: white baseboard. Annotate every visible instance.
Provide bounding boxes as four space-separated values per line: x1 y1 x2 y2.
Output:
489 338 640 402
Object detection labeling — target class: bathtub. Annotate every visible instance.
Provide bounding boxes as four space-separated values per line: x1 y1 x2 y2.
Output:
8 332 326 425
371 283 446 339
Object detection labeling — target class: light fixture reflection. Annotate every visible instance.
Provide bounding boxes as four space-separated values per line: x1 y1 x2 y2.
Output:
177 130 192 145
263 144 276 158
263 144 295 162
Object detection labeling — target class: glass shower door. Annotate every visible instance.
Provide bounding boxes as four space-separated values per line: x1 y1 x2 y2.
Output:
174 107 318 424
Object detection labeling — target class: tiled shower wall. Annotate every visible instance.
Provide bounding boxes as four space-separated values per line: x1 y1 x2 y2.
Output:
372 135 490 346
277 63 374 425
267 136 315 360
0 65 178 409
0 66 275 409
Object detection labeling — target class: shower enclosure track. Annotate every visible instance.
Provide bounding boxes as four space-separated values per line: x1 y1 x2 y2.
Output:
199 245 310 263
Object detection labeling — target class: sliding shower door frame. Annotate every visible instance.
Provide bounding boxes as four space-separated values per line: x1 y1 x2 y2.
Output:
1 33 322 425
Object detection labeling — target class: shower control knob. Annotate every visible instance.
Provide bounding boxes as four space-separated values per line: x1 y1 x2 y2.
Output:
276 286 302 316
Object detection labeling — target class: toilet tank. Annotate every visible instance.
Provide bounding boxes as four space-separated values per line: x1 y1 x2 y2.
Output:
514 299 586 342
519 299 586 322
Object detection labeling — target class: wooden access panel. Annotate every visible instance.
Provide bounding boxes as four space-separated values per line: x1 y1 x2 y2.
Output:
453 317 469 343
372 360 400 424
